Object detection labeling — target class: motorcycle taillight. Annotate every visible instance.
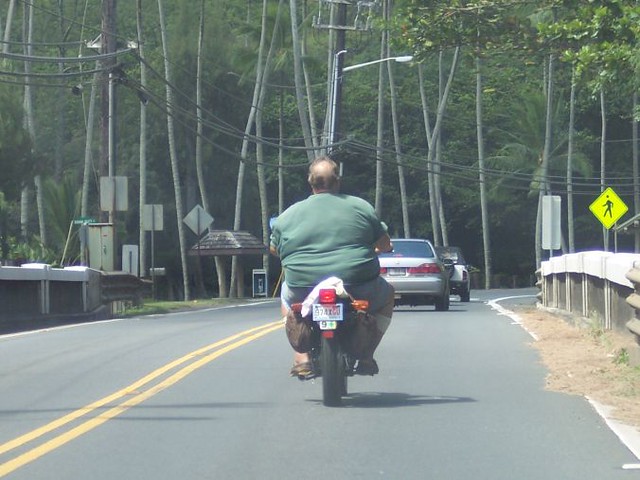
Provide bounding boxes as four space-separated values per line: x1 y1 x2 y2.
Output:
318 288 337 304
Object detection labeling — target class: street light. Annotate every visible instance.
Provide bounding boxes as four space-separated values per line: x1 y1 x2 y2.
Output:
342 55 414 73
326 53 414 171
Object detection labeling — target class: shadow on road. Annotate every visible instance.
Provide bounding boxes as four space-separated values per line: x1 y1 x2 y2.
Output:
310 392 476 408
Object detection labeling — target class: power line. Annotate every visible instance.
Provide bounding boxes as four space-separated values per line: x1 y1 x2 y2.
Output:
0 48 135 64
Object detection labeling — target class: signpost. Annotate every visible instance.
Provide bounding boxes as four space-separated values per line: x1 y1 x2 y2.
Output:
183 205 214 290
143 204 163 299
589 187 628 251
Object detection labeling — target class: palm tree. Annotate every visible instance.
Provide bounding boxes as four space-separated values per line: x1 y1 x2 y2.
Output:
475 54 492 289
490 90 591 260
158 0 190 300
43 176 81 264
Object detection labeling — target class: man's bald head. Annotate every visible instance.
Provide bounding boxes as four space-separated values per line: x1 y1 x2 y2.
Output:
308 156 341 193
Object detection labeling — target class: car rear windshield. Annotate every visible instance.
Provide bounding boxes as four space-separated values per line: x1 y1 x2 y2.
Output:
435 246 465 264
380 241 435 258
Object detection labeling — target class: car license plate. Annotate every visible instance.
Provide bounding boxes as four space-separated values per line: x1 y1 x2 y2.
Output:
312 303 343 322
388 267 405 276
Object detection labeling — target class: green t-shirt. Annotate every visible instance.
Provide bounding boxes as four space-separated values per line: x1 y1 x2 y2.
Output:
270 193 387 288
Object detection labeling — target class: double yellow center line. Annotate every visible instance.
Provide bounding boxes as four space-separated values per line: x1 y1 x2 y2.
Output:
0 320 283 477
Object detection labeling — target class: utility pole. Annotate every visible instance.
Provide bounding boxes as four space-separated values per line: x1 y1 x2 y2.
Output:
332 3 346 155
314 0 376 162
101 0 118 271
101 0 117 219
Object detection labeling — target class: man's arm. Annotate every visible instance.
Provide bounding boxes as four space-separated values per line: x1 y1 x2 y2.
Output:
374 233 392 254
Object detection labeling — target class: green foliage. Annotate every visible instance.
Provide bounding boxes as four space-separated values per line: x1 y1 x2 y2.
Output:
538 1 640 91
4 236 57 265
3 0 640 285
395 0 546 57
42 175 82 262
0 84 34 199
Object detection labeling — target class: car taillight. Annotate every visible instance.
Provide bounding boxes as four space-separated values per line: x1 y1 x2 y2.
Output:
407 263 441 274
380 267 388 274
318 288 337 304
462 270 468 281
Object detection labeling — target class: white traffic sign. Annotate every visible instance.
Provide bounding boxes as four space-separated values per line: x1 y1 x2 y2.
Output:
142 204 164 231
183 205 214 235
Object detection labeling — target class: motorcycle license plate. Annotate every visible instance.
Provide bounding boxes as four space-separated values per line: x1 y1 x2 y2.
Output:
318 321 337 330
312 303 343 323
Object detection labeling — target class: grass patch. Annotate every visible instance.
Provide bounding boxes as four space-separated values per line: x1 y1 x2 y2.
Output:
120 298 250 317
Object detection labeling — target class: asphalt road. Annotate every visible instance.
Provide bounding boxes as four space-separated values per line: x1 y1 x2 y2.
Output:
0 288 638 479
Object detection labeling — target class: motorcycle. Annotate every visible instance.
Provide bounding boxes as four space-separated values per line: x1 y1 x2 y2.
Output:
289 280 372 407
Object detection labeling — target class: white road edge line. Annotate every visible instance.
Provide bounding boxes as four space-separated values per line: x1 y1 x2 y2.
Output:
587 397 640 466
487 296 539 341
488 295 640 466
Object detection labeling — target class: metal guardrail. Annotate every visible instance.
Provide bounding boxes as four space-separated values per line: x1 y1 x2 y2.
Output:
100 271 147 306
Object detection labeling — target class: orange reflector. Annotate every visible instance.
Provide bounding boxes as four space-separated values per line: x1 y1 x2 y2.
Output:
322 331 335 338
351 299 369 311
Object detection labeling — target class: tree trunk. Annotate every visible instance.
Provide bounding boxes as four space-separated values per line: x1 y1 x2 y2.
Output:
256 0 284 281
158 0 190 300
231 0 271 297
633 93 639 253
435 51 447 246
300 0 319 148
288 0 314 161
23 1 42 245
600 88 608 251
374 2 387 217
419 48 459 246
387 53 410 237
567 67 576 253
476 56 492 290
2 0 16 55
81 72 99 219
418 66 439 244
136 0 148 277
536 53 554 268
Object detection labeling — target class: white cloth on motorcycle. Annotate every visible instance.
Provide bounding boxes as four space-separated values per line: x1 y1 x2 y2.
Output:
300 276 347 317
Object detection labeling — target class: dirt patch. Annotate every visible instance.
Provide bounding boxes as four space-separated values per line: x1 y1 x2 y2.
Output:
513 306 640 429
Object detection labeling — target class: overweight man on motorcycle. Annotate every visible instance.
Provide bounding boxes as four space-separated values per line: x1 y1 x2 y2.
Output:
270 156 395 379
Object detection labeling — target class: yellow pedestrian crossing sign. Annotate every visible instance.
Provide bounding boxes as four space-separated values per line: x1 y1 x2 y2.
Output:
589 187 628 229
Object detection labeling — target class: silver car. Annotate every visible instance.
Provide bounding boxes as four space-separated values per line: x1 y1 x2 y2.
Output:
379 238 450 311
435 246 471 302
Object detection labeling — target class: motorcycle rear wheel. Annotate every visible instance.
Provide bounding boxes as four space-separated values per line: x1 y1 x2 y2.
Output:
320 336 346 407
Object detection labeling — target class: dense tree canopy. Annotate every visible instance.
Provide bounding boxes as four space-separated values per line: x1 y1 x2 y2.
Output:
1 0 640 296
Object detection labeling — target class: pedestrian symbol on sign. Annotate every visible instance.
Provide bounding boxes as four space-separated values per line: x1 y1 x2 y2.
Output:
589 187 628 230
603 195 614 218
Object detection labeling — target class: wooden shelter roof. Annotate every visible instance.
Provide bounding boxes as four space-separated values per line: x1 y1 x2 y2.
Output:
188 230 267 256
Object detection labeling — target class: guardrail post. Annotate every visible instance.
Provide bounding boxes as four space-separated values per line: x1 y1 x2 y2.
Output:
624 262 640 359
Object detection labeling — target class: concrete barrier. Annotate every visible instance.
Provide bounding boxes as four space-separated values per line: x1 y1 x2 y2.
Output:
539 251 640 363
0 264 145 324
